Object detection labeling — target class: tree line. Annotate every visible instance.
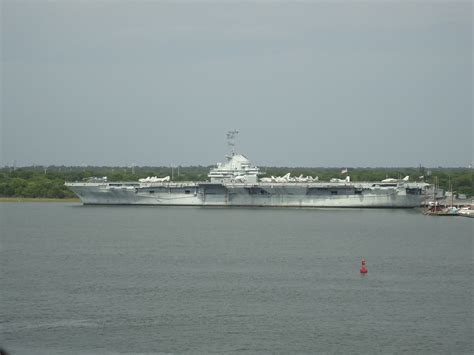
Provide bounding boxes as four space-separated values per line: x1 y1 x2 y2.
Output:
0 165 472 199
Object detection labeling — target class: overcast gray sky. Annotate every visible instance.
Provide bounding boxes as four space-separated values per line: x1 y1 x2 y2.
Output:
1 0 472 167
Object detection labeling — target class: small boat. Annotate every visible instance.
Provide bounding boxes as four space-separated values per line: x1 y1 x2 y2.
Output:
426 206 459 216
458 206 474 218
424 178 459 216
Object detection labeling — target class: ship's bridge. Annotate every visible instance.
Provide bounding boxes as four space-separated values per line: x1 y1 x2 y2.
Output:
208 153 260 183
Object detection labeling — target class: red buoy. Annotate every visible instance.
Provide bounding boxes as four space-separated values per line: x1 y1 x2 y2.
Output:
360 258 368 274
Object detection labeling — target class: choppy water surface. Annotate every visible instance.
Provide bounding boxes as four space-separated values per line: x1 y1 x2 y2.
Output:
1 203 472 353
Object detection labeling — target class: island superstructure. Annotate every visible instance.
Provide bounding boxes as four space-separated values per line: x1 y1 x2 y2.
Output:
65 132 428 208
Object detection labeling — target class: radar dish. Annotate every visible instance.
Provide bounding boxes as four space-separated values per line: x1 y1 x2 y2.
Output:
226 129 239 153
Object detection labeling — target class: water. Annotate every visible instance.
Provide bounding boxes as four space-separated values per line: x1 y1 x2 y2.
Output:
1 203 472 354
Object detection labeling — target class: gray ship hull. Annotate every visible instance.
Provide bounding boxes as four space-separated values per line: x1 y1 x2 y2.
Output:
66 182 425 208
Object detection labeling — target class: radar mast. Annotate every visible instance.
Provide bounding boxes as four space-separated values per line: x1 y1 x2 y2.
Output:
226 129 239 155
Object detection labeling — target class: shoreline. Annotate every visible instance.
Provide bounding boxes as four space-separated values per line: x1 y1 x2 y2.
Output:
0 197 80 203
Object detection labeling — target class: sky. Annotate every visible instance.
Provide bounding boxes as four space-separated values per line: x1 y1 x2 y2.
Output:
1 0 472 167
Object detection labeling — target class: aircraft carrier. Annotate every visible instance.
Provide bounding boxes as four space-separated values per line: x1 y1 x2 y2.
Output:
66 132 428 208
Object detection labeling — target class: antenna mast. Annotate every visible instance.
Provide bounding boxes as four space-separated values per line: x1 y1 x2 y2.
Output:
226 129 239 155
